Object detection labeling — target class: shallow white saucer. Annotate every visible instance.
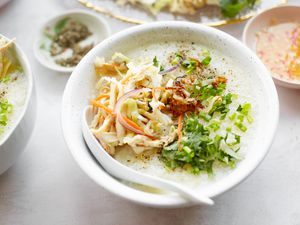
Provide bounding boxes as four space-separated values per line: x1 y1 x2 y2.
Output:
34 10 110 73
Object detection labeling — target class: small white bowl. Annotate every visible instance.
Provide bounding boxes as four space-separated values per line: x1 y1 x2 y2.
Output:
243 5 300 89
62 22 279 207
34 10 110 73
0 34 37 175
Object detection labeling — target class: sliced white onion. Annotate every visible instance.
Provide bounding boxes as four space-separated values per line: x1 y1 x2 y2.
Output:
158 57 186 75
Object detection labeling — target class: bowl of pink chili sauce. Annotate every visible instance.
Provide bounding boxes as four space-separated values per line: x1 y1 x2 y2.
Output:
243 5 300 89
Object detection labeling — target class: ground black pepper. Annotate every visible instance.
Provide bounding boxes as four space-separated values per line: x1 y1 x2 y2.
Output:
49 18 94 67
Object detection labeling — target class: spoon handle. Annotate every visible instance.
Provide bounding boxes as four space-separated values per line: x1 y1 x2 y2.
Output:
117 167 214 205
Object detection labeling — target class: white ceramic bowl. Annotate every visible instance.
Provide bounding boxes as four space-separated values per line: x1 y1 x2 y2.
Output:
62 22 279 207
34 10 111 73
0 0 11 8
0 35 36 175
243 5 300 89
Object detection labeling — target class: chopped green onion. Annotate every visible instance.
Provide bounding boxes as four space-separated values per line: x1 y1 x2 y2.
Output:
237 114 244 122
201 56 212 66
200 49 210 57
1 75 10 83
171 53 183 65
181 58 197 74
0 114 8 126
199 111 211 122
247 115 254 124
237 103 252 116
207 119 221 131
229 113 236 121
234 122 247 132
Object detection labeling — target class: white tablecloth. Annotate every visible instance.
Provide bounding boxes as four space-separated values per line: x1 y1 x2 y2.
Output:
0 0 299 224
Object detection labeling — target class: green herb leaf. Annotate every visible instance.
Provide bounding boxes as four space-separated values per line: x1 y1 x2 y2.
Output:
220 0 257 18
161 114 242 175
201 56 211 66
153 56 159 67
54 17 70 34
199 111 211 122
39 43 46 50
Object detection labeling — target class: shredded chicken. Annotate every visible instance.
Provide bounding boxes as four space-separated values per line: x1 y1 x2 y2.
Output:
89 52 206 155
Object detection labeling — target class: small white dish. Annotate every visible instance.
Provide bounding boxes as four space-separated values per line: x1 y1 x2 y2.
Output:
243 5 300 89
62 21 279 207
34 10 110 73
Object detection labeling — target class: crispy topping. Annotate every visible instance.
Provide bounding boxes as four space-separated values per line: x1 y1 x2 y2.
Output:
95 62 128 76
212 76 227 88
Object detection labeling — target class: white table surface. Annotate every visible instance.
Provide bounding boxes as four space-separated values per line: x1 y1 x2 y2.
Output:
0 0 300 224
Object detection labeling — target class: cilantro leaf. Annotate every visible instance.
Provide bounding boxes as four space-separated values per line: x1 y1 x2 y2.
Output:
161 115 241 175
220 0 257 18
54 17 70 34
153 56 159 67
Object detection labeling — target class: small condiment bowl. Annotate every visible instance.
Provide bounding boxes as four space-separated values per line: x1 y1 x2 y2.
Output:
34 10 111 73
243 5 300 89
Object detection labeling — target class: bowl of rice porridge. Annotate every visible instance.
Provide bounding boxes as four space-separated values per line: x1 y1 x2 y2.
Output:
62 22 279 207
0 34 36 175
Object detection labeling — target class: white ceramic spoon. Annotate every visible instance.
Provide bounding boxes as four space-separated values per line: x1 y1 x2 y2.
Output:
82 106 214 205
